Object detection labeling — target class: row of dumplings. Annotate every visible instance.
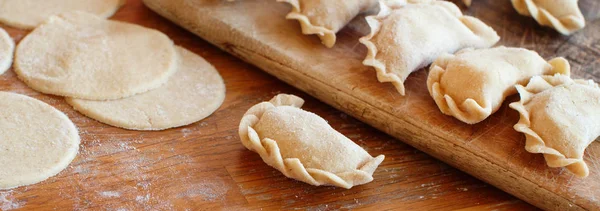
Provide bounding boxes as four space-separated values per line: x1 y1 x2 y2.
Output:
235 0 598 181
314 0 597 177
276 0 585 49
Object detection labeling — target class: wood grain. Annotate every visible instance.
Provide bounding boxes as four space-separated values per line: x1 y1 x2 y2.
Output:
0 0 588 210
140 0 600 210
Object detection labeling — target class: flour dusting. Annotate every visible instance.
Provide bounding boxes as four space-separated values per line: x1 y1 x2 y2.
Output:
181 128 193 138
0 191 23 211
99 191 121 198
135 194 150 203
177 179 229 202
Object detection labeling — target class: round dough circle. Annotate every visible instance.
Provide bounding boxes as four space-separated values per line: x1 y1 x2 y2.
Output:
15 11 178 100
0 27 14 75
0 0 124 29
67 47 226 131
0 92 80 190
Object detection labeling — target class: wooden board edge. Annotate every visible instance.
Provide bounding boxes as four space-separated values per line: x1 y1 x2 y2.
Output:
142 1 586 210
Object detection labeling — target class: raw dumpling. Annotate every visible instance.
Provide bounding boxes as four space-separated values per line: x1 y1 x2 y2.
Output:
360 0 499 96
509 74 600 177
512 0 585 35
239 94 385 189
427 46 570 124
278 0 378 48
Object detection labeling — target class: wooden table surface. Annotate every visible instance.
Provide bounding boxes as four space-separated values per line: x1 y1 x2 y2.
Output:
0 0 573 210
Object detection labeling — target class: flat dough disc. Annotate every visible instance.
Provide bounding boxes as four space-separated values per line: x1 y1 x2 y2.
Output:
67 47 226 131
15 11 178 100
0 27 13 75
0 92 80 190
0 0 124 29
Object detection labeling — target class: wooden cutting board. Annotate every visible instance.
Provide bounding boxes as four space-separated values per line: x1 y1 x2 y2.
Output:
143 0 600 210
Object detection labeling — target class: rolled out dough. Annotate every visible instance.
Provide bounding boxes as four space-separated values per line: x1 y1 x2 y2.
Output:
0 92 80 190
0 0 124 29
67 47 226 131
0 27 13 75
15 11 178 100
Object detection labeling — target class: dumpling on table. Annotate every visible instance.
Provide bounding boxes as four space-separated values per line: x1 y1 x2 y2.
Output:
239 94 385 188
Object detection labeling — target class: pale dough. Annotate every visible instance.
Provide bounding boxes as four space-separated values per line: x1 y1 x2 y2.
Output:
510 75 600 177
0 91 80 190
0 0 124 29
0 27 13 75
277 0 378 48
66 47 226 131
239 94 385 189
427 46 570 124
15 11 178 100
512 0 585 35
360 0 500 96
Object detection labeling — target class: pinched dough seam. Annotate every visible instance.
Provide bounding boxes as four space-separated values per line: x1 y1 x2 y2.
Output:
238 94 384 189
511 0 585 35
359 0 499 96
509 75 599 177
277 0 337 48
427 54 571 124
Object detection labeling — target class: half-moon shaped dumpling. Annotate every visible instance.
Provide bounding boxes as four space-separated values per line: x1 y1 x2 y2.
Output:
427 46 570 124
509 74 600 178
239 94 385 189
360 0 500 96
278 0 378 48
512 0 585 35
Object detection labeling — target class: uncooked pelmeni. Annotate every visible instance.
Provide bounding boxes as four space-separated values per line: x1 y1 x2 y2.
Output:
512 0 585 35
277 0 378 48
0 0 124 29
0 27 14 75
360 0 499 96
0 92 80 190
66 47 226 131
239 94 385 189
15 11 178 100
427 46 570 124
510 75 600 177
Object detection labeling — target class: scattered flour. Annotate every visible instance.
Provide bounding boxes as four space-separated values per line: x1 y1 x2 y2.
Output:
177 179 229 202
99 191 121 198
0 191 23 211
181 128 193 138
135 194 150 203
